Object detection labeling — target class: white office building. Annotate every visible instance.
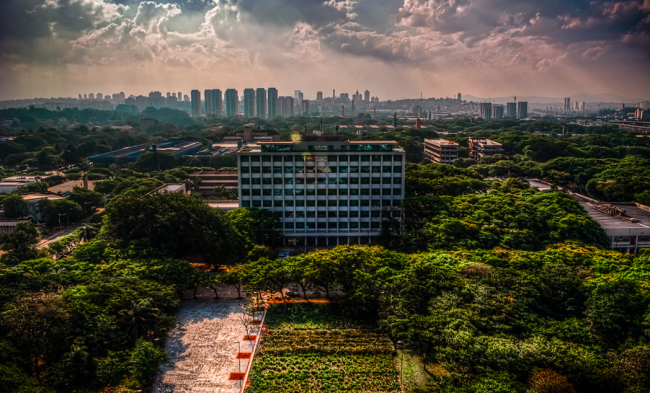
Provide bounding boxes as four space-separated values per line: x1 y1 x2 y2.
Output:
237 139 405 246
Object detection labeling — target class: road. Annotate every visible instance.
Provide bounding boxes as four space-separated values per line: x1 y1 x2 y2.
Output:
36 215 94 249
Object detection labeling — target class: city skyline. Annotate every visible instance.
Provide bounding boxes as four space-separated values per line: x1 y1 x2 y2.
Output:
0 0 648 101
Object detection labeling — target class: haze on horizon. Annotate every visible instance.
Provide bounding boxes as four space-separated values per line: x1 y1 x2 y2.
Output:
0 0 648 102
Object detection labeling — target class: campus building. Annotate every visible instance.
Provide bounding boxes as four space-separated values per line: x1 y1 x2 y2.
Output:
469 137 504 160
424 139 459 164
236 138 406 246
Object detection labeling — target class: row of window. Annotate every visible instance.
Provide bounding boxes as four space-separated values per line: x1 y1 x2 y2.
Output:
242 177 402 185
285 222 382 229
241 166 403 174
242 199 401 208
282 211 400 218
241 154 403 163
242 188 402 196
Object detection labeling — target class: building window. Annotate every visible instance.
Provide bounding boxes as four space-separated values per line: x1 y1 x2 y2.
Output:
350 200 359 207
393 189 402 195
263 189 272 196
316 189 326 196
241 189 250 196
241 167 250 174
371 222 380 229
263 201 272 207
329 222 338 229
263 178 272 184
382 188 391 195
339 166 348 173
350 189 359 196
252 189 261 196
317 222 327 229
317 178 327 185
307 189 316 196
361 155 371 162
339 189 348 196
328 189 337 195
350 222 359 229
273 167 283 173
243 201 250 207
262 167 272 173
307 200 316 207
350 155 359 161
361 211 370 217
393 177 402 184
262 156 271 162
284 166 294 173
382 166 391 173
317 200 326 207
275 178 284 185
350 166 359 173
361 178 370 185
371 178 381 184
330 166 338 173
273 156 283 162
372 155 381 161
339 211 348 218
328 155 338 161
350 211 359 218
295 200 304 207
361 222 370 229
361 200 370 206
285 189 294 196
371 211 381 218
285 222 294 229
296 178 304 184
371 189 381 196
241 156 250 162
296 222 305 229
253 201 261 207
251 167 260 174
361 166 371 173
350 178 359 185
393 166 402 173
361 189 370 195
274 189 283 196
382 177 391 184
338 178 348 184
339 155 348 161
394 155 402 161
328 200 337 207
328 178 337 185
340 222 348 229
371 200 381 206
242 178 250 185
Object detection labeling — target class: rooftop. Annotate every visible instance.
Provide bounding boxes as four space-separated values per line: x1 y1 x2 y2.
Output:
579 201 650 230
22 193 65 202
425 138 459 146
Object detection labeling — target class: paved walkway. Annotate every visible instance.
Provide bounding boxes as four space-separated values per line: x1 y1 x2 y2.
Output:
153 300 259 393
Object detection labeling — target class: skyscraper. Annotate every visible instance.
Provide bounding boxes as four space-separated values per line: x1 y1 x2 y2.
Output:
564 98 571 112
225 89 239 117
243 88 255 118
492 105 504 119
212 89 222 116
256 88 267 119
479 102 492 120
517 102 528 119
457 93 461 101
316 91 323 102
191 90 201 118
268 88 278 120
280 96 293 117
89 93 95 100
301 100 310 115
178 92 182 101
294 90 301 101
204 89 213 116
364 90 370 102
506 102 517 118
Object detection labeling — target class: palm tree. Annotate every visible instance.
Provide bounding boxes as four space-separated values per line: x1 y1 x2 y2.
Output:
78 224 98 242
119 299 158 341
61 343 89 378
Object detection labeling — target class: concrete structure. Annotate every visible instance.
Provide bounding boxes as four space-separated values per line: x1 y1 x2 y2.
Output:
280 96 293 117
147 183 186 195
579 201 650 255
424 139 459 164
506 102 517 118
140 117 156 133
225 89 239 117
210 89 222 116
256 88 266 119
204 89 214 116
469 137 503 160
191 90 201 118
517 101 528 119
364 90 370 102
0 176 38 193
243 88 255 118
268 88 278 120
0 220 30 235
492 105 504 120
301 100 310 115
236 139 405 246
189 170 238 196
480 103 492 120
90 141 201 163
564 97 571 112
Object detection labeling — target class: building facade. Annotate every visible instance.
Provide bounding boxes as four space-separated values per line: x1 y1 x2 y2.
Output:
492 105 504 119
469 137 504 160
301 100 310 115
268 88 278 120
225 89 239 117
243 88 255 118
479 102 492 120
190 90 201 118
212 89 222 116
424 139 459 164
256 88 267 119
517 102 528 119
236 139 405 246
506 102 517 118
204 89 214 116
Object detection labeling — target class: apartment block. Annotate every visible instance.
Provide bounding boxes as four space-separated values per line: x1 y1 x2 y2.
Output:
424 139 459 164
237 139 405 246
469 137 503 160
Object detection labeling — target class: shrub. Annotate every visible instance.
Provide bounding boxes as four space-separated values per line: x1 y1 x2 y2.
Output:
529 370 576 393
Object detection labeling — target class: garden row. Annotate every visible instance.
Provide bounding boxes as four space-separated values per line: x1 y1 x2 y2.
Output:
260 329 394 355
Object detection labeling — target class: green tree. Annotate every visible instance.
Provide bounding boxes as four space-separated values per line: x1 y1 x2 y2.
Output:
227 207 282 246
129 338 168 386
0 221 40 265
2 195 28 219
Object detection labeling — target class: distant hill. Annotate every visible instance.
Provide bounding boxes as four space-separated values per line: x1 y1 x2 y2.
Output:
463 93 649 104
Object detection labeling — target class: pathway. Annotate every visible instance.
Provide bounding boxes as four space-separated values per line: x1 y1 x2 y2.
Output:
152 300 259 393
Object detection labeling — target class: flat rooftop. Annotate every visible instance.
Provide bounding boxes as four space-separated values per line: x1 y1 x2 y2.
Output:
424 138 459 146
89 141 201 162
579 201 650 230
22 193 65 201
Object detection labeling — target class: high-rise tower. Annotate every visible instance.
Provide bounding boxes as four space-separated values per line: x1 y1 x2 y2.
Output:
225 89 239 117
256 88 267 119
191 90 201 118
268 88 278 120
243 88 255 118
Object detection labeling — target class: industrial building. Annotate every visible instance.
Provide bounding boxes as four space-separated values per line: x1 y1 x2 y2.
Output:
469 137 504 160
0 176 38 193
236 138 406 246
424 139 459 164
189 170 238 196
89 141 202 163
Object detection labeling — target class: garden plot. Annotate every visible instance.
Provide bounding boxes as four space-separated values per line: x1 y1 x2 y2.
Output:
248 304 400 393
152 301 258 393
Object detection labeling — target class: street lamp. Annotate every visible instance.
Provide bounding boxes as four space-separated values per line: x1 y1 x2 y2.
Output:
234 341 241 387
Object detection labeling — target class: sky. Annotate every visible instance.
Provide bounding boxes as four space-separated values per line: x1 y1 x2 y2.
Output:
0 0 648 101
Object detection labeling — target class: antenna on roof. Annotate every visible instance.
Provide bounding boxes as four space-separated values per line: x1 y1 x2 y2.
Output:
514 96 517 103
